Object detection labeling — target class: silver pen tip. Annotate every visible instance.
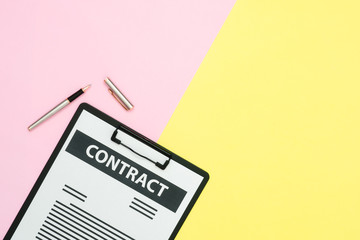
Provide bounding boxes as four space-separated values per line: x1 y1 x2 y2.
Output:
82 84 91 92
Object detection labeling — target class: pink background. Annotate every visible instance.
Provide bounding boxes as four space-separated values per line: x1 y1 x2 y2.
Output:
0 0 235 238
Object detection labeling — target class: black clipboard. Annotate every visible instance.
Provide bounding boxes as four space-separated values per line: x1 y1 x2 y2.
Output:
5 103 209 240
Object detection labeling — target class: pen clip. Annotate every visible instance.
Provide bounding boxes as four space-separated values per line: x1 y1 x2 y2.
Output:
108 89 131 110
111 126 171 170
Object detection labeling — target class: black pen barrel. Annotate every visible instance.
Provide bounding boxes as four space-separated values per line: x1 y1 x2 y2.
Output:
67 89 84 102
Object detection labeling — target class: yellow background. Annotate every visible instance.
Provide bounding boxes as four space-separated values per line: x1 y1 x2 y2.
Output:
158 0 360 239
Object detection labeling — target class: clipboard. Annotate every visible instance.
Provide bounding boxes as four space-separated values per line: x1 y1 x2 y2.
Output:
5 103 209 240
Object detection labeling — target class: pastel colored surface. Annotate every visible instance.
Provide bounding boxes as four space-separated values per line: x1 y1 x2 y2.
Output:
158 0 360 239
0 0 235 238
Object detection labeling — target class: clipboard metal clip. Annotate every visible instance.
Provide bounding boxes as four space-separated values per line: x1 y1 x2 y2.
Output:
111 126 171 170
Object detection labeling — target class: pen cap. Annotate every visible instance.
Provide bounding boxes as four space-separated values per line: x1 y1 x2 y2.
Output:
105 77 134 110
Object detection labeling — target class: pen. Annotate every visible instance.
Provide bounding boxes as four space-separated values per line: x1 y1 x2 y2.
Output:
28 85 91 131
104 77 134 110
